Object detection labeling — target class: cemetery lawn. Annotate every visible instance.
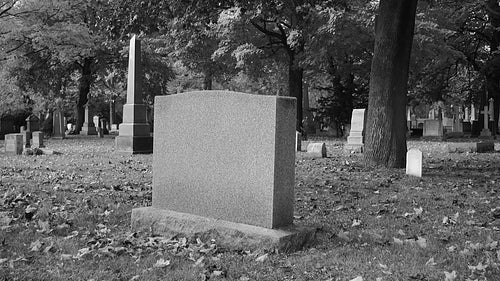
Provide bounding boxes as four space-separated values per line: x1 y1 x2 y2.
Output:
1 136 500 281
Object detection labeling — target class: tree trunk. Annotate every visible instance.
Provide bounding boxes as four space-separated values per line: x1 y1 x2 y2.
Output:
203 71 213 90
75 58 93 133
364 0 417 168
289 65 303 131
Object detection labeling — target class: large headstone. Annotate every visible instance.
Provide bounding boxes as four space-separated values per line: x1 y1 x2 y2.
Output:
52 108 66 139
5 134 23 155
131 91 314 252
345 109 366 152
80 104 97 135
406 148 422 177
115 35 153 154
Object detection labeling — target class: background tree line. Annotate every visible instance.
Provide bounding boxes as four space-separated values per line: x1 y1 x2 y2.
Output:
1 0 500 158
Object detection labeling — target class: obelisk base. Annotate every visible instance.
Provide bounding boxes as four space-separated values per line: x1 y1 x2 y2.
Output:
80 123 97 135
115 135 153 154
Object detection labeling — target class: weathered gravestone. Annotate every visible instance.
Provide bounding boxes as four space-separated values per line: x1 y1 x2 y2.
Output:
5 134 23 155
53 108 66 139
31 131 44 148
423 120 443 139
406 148 422 177
115 35 153 154
131 91 314 252
306 142 327 158
345 109 366 152
80 105 97 135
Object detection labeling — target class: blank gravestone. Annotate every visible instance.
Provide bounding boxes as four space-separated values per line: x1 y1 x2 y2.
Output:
306 143 327 158
32 131 44 148
345 109 366 152
406 148 422 177
5 134 23 155
131 91 314 252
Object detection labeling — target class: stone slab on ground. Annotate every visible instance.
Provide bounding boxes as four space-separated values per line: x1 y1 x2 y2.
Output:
447 141 495 153
131 207 316 253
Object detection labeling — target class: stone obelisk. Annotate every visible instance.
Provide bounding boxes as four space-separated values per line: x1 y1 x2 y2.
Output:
115 35 153 154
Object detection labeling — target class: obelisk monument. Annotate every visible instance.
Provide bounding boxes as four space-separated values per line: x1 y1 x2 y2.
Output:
115 35 153 154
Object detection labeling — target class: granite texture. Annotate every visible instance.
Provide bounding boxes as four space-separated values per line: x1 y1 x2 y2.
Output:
152 91 296 229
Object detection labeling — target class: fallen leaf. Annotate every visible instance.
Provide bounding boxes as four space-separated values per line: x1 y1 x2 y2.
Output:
352 219 361 227
29 240 43 252
425 257 436 266
393 237 403 245
212 270 223 277
153 258 171 268
0 258 7 264
444 270 457 281
349 276 363 281
255 253 268 262
417 237 427 248
239 277 250 281
414 207 423 216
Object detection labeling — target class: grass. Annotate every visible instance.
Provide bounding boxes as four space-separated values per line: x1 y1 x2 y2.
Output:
0 135 499 280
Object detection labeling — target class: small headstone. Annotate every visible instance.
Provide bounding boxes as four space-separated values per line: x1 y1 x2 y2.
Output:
32 131 44 148
406 148 422 177
21 131 31 148
20 126 26 133
5 134 23 155
345 109 366 152
93 116 100 128
296 131 301 151
306 143 327 158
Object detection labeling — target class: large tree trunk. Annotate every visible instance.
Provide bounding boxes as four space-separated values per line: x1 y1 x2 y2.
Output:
364 0 417 168
289 64 303 131
75 58 93 133
203 70 213 90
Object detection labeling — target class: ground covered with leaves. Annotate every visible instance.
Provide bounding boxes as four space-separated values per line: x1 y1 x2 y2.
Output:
0 135 499 281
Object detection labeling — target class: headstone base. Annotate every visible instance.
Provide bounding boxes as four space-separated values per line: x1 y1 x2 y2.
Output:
421 136 445 141
344 144 363 153
115 135 153 154
447 141 495 153
131 207 316 253
80 124 97 135
479 129 494 139
446 132 465 138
